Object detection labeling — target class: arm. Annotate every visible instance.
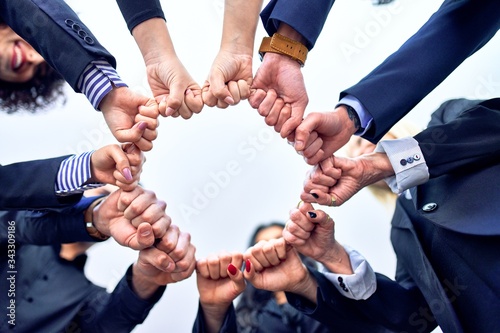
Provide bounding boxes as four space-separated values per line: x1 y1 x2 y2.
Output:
202 0 263 108
195 252 245 333
343 0 500 142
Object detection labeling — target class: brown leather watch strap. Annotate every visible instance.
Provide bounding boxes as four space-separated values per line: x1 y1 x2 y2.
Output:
259 33 308 66
84 196 110 241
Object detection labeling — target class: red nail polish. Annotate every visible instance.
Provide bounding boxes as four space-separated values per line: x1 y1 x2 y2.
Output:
245 259 251 272
228 264 238 275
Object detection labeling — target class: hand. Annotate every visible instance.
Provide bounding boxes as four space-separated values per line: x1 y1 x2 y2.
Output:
301 154 393 206
134 225 196 286
93 186 171 250
196 252 246 307
283 202 353 274
243 237 310 294
202 49 253 108
99 87 159 151
89 143 144 191
249 52 308 138
147 53 204 119
293 105 358 165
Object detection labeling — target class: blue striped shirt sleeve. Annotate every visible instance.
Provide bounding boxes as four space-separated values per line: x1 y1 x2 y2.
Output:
76 60 128 110
55 151 103 196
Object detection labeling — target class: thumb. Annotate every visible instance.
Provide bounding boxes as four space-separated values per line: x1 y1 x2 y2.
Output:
106 145 134 182
136 223 155 249
294 114 320 151
209 71 234 105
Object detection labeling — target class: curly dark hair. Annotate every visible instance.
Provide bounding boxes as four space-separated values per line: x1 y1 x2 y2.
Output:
0 22 66 114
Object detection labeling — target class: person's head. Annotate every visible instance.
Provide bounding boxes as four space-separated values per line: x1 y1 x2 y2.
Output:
0 19 65 113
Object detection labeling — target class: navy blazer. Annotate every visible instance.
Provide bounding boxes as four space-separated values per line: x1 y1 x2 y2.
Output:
0 0 164 91
287 99 500 332
342 0 500 142
260 0 335 50
0 156 82 210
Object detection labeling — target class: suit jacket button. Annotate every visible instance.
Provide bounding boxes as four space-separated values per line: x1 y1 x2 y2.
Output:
65 19 75 27
84 36 95 45
422 202 437 212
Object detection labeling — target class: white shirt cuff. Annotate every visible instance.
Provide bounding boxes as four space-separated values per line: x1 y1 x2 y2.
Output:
374 137 429 193
337 95 374 136
321 245 377 300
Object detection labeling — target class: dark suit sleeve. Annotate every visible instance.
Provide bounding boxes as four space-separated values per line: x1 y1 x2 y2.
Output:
416 100 500 178
260 0 335 50
0 195 105 246
115 0 165 33
341 0 500 142
74 265 166 333
286 269 433 333
192 301 237 333
0 156 82 210
0 0 116 91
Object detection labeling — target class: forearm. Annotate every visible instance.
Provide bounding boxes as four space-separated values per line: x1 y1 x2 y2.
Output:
131 263 162 300
359 152 395 188
319 241 354 275
132 18 177 63
199 302 233 333
221 0 264 54
287 271 319 305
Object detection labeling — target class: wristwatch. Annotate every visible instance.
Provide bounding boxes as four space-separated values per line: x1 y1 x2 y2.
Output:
84 196 110 241
258 33 308 66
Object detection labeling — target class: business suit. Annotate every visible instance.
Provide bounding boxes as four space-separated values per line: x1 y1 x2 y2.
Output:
287 99 500 332
0 209 165 332
0 156 82 210
0 0 164 91
261 0 500 142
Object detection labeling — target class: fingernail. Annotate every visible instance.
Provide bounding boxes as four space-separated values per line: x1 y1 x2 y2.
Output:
161 96 167 103
224 96 235 105
141 229 151 237
311 193 319 199
185 88 192 96
308 211 317 218
123 168 133 181
245 259 251 272
228 263 238 275
165 107 176 116
138 122 147 131
295 140 304 150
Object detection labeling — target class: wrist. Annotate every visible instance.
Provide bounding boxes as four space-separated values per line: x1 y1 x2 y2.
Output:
289 270 318 304
276 23 308 47
84 196 109 241
335 104 360 136
259 33 308 67
361 152 395 186
131 263 162 300
321 242 354 275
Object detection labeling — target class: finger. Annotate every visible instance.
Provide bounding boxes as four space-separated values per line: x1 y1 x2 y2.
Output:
274 102 292 133
248 241 272 270
258 89 278 118
304 148 326 166
136 222 155 248
129 198 167 227
168 230 192 264
155 224 180 253
135 114 159 142
247 89 267 110
196 258 210 278
139 246 174 272
138 104 160 129
237 79 251 100
302 136 324 160
227 81 241 105
280 114 303 139
209 72 235 106
227 262 246 291
122 189 157 221
184 87 204 114
294 114 321 151
104 145 134 182
117 187 142 212
201 81 218 107
170 257 196 282
206 253 223 280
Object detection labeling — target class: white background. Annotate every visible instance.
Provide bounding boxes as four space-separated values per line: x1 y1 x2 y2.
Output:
1 0 499 332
